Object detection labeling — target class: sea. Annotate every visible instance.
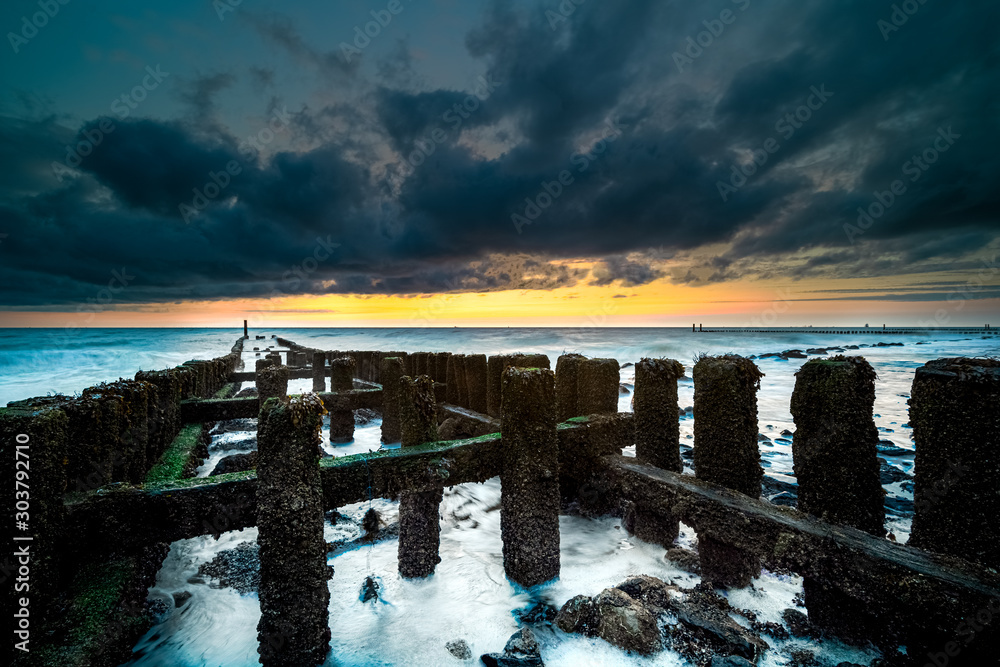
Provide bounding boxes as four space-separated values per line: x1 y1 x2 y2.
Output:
2 326 997 666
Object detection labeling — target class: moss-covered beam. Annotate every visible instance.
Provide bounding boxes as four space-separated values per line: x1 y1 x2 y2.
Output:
179 388 384 423
142 423 206 486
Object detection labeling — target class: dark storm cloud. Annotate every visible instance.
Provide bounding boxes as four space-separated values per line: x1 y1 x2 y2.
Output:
2 0 999 307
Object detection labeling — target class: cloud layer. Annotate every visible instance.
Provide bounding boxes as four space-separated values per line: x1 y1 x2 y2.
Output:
1 0 998 307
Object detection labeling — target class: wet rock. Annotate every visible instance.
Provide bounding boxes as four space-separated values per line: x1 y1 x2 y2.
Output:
514 601 558 626
664 547 701 574
360 575 379 603
198 541 260 594
782 349 808 358
446 639 472 660
354 407 380 425
806 348 828 355
592 588 662 655
210 451 257 476
211 432 258 452
173 590 192 607
761 475 798 507
781 429 793 436
782 608 818 638
757 433 771 442
481 628 544 666
615 575 679 610
877 440 910 456
884 495 915 515
210 417 257 435
789 648 819 666
667 585 767 662
555 595 597 635
362 507 381 536
710 657 753 667
148 597 171 623
878 458 911 485
619 383 631 394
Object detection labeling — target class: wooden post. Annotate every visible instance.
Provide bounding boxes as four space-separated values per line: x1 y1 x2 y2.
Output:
329 357 356 443
380 357 404 443
500 367 560 587
397 375 442 578
555 353 586 423
631 358 684 547
464 353 488 414
910 358 1000 568
257 394 331 666
693 355 763 587
577 358 620 415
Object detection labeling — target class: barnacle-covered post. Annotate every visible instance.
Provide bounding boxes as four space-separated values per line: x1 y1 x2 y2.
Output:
577 358 620 415
500 366 560 587
328 356 356 443
555 353 586 422
693 354 764 587
397 375 442 578
909 358 1000 569
791 355 884 636
257 365 289 411
464 353 489 414
311 351 326 392
380 356 404 443
631 357 685 546
257 394 331 667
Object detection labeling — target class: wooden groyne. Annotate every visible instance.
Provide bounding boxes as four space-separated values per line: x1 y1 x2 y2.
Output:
2 332 998 666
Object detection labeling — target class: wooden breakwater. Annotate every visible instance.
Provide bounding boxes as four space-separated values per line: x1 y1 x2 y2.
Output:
2 333 998 666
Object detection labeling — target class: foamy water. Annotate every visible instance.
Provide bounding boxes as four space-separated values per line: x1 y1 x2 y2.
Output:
2 327 997 664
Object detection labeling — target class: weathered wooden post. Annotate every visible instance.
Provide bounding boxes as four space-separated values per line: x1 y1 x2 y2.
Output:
909 358 1000 569
791 356 883 533
257 394 331 667
790 355 884 636
311 351 326 392
555 353 586 422
446 353 463 405
465 353 488 414
631 357 684 546
577 358 620 415
454 354 469 407
397 375 442 578
257 365 289 410
434 352 451 385
487 354 507 417
380 356 404 443
500 367 560 587
243 319 248 338
693 354 763 587
329 356 356 443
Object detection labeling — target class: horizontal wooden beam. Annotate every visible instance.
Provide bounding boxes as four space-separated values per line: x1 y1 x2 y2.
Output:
179 388 383 422
601 456 1000 646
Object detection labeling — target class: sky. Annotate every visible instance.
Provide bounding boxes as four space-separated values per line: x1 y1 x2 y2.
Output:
0 0 998 327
